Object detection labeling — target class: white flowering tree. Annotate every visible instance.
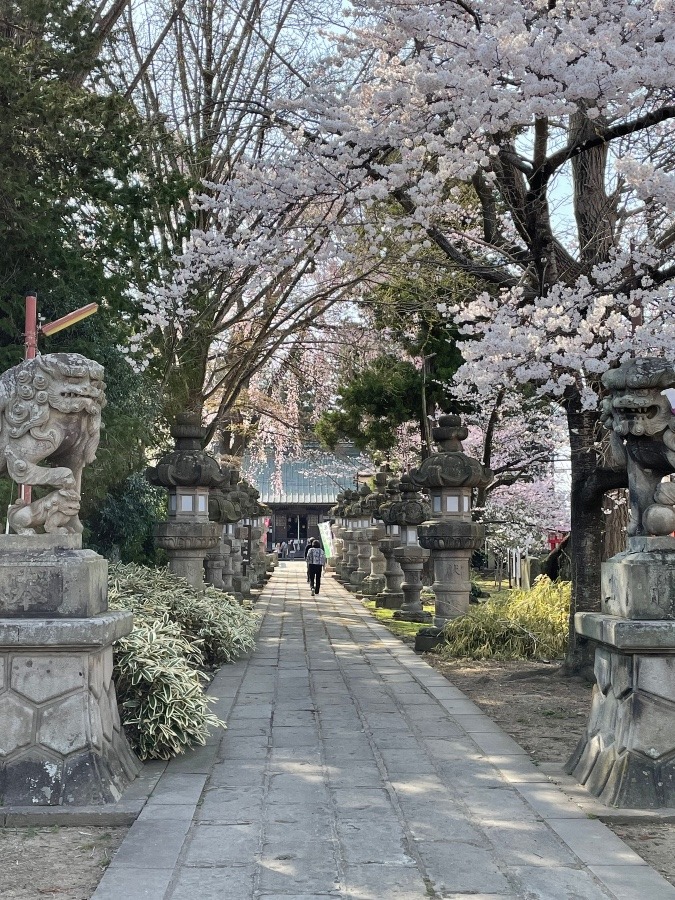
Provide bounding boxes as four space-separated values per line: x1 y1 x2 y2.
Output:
142 0 675 670
316 0 674 670
107 0 381 437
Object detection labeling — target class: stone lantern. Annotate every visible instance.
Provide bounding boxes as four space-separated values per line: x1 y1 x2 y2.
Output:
350 483 374 591
337 489 360 583
147 413 222 590
361 466 391 598
409 414 492 629
329 492 348 580
375 476 405 609
385 475 433 622
205 466 244 592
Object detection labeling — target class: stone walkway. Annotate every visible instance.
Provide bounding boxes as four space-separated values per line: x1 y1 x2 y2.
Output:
93 562 675 900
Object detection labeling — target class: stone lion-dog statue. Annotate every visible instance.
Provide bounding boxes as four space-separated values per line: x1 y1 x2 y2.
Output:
601 358 675 537
0 353 106 535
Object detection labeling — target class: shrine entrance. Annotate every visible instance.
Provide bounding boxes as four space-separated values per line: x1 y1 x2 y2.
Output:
286 513 308 543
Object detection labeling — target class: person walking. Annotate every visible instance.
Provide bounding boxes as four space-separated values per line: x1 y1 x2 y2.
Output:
306 539 326 596
305 540 313 583
280 540 288 560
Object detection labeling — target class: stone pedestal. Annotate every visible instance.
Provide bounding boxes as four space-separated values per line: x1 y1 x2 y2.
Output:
155 520 221 591
0 535 139 807
205 529 225 590
350 531 370 591
569 537 675 808
231 527 250 599
223 532 243 602
361 526 386 597
342 530 357 583
418 520 484 628
393 546 432 623
376 536 404 609
567 614 675 808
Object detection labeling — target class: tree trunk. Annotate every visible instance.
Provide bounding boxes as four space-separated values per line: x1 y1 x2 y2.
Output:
564 403 605 676
603 489 629 560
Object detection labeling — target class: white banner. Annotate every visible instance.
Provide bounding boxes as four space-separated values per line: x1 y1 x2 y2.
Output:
318 522 335 559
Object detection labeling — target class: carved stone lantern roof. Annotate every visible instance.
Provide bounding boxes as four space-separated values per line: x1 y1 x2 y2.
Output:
408 415 492 493
146 413 222 491
379 474 430 528
209 466 246 524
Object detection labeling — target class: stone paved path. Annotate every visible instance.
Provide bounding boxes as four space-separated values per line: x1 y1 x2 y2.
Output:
93 562 675 900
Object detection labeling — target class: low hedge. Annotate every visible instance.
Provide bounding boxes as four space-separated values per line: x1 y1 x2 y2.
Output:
108 564 260 760
436 576 569 661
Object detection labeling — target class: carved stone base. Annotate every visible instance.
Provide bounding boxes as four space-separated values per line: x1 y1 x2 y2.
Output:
376 592 404 610
0 613 140 806
0 535 106 617
568 614 675 808
413 625 443 652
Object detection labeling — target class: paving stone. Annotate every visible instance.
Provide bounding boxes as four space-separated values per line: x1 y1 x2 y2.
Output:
379 748 434 774
257 846 340 894
336 817 414 865
182 823 258 866
109 804 193 869
482 820 578 867
168 865 255 899
419 841 512 894
588 864 675 899
197 787 265 824
208 761 266 787
165 742 220 774
341 863 426 899
92 866 174 900
325 761 382 788
507 865 615 899
146 773 207 806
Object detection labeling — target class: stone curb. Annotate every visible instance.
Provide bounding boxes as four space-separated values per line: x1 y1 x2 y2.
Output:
90 592 269 900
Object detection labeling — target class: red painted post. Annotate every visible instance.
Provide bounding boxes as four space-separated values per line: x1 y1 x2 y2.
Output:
22 292 38 504
24 292 37 360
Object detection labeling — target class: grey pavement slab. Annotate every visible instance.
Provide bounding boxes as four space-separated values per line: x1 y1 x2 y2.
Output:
95 565 675 900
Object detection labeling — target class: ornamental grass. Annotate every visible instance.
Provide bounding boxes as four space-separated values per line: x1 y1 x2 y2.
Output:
436 576 569 661
108 564 260 760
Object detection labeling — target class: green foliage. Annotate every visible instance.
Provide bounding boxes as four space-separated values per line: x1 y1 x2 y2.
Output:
84 474 167 565
112 616 221 761
436 576 570 661
0 1 189 500
108 564 260 759
316 354 425 452
315 273 467 455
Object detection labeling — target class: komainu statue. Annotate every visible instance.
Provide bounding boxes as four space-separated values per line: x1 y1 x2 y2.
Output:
601 358 675 536
0 353 106 534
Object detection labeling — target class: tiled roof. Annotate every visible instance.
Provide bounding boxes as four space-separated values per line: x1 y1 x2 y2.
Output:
245 449 364 506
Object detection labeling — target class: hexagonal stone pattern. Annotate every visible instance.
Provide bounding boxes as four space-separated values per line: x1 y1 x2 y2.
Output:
630 692 675 760
38 694 89 756
637 656 675 703
0 693 34 756
11 655 85 703
88 650 104 700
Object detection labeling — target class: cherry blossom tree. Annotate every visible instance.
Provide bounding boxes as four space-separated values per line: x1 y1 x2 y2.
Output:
138 0 675 671
304 0 674 670
106 0 380 435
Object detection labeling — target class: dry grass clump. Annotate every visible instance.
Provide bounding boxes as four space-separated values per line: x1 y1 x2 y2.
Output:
108 564 260 759
436 576 569 661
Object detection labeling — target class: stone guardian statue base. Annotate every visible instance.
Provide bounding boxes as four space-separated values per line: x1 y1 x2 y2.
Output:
568 360 675 808
0 354 139 806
